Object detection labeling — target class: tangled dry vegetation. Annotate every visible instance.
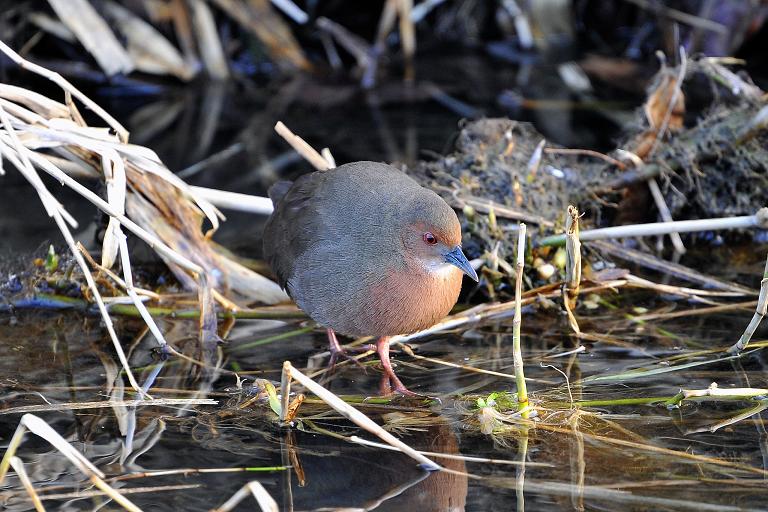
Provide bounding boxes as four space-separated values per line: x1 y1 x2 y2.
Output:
410 52 768 300
2 29 768 510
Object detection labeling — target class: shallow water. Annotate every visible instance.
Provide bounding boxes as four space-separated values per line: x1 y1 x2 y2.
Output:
2 290 768 511
2 52 768 511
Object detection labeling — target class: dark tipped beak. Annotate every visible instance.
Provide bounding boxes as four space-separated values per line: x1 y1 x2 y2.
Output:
445 246 479 282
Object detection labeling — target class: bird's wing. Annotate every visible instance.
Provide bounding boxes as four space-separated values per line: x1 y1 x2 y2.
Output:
267 180 293 204
262 172 330 292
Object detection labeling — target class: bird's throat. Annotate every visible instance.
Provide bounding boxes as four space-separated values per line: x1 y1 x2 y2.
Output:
421 260 461 280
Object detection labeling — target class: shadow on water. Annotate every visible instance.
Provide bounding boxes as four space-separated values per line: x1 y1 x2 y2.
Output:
2 52 768 511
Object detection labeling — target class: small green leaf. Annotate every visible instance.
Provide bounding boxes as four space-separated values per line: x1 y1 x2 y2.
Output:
263 381 281 417
45 245 59 273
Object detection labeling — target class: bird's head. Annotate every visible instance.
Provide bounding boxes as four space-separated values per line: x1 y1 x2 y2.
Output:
400 192 479 282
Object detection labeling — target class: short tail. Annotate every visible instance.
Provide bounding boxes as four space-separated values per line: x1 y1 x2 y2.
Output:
267 180 293 205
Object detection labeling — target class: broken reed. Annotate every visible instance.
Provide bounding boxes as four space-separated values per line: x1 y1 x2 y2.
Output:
564 205 581 310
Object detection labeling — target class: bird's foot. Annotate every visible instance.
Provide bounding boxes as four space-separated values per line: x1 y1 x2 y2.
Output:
326 328 370 373
373 336 439 402
328 344 374 372
377 374 440 403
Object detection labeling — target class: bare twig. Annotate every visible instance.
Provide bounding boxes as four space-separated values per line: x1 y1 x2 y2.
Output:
274 121 331 171
647 177 686 254
543 147 626 169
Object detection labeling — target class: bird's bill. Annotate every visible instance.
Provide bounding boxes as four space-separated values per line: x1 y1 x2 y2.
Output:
445 246 479 282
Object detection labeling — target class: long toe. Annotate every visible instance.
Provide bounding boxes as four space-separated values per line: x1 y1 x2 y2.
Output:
328 346 368 372
387 374 440 402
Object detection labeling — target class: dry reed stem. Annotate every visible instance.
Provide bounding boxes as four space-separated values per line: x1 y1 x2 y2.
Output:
320 147 336 168
538 208 768 246
190 186 275 214
647 177 686 254
270 0 309 24
117 233 171 351
706 402 768 433
541 422 768 477
632 300 757 321
102 1 196 81
274 121 331 171
280 362 441 470
639 48 687 253
188 0 230 79
0 40 129 141
397 0 416 82
46 0 134 76
100 148 126 268
624 0 728 33
28 12 75 43
77 243 161 299
400 345 518 380
513 224 529 416
316 17 372 68
211 0 310 71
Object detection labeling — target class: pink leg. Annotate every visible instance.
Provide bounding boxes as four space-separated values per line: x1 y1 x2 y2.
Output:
375 336 420 397
327 328 342 353
326 328 370 371
327 328 345 370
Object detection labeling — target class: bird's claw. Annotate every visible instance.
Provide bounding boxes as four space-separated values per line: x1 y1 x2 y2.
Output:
328 347 368 373
376 374 441 403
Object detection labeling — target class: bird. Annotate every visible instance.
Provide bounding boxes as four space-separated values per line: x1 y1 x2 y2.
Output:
263 161 478 396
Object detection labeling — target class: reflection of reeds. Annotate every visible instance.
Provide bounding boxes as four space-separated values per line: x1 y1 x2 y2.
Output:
0 414 144 511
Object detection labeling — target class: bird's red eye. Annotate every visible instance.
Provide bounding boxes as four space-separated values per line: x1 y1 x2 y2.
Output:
423 232 437 245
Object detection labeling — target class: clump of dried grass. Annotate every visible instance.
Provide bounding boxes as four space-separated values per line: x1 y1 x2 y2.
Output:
0 40 287 392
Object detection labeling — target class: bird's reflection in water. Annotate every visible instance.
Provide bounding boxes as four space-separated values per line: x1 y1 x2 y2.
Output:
285 417 467 511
